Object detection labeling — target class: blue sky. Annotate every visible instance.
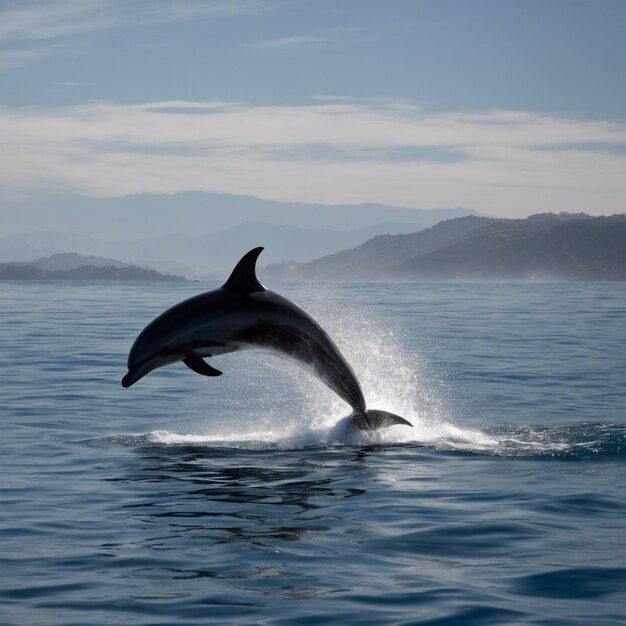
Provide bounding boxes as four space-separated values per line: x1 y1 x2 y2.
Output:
1 0 625 216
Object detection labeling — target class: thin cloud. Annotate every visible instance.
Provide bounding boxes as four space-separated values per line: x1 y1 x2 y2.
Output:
0 0 273 41
0 100 625 215
150 0 274 21
0 0 278 69
0 43 73 69
251 26 366 51
252 34 320 49
311 95 355 101
0 1 114 41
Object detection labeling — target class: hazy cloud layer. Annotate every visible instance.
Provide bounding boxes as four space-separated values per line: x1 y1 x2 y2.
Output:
1 100 625 216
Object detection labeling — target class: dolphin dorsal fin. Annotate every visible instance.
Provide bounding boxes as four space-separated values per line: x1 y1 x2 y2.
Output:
223 247 266 292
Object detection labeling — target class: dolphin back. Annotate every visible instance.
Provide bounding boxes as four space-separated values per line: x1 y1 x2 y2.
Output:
233 289 368 413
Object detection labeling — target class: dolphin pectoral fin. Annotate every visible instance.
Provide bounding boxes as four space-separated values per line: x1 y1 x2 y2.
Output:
182 353 223 377
349 409 413 431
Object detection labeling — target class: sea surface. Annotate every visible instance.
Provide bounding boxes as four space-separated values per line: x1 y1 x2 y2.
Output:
1 280 625 625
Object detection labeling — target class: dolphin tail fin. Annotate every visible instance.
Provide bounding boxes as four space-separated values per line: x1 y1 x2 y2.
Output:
223 247 266 293
349 409 413 431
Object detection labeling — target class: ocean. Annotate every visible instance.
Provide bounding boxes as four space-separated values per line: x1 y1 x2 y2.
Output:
1 280 625 625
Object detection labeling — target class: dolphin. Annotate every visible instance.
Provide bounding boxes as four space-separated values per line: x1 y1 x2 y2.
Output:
122 247 412 431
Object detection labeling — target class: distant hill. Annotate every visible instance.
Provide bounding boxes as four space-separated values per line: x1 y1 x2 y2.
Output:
0 237 59 263
265 215 496 280
265 213 626 282
0 221 440 276
0 253 185 281
1 190 479 239
395 213 625 281
29 252 132 271
0 191 481 275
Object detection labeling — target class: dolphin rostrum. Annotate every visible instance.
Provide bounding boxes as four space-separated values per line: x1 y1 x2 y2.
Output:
122 247 412 431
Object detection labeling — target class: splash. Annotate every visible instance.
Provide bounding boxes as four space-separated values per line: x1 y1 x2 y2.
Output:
112 287 624 459
131 288 496 451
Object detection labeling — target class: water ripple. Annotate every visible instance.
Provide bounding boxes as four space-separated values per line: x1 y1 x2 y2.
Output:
2 281 625 625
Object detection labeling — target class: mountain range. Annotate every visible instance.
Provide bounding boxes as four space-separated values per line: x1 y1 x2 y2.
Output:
265 213 626 281
0 221 437 277
0 191 478 276
4 191 621 282
1 190 475 236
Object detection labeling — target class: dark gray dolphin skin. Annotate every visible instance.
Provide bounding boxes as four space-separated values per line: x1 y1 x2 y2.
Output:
122 247 412 431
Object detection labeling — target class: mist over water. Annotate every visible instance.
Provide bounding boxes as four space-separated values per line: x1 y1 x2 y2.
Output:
1 280 625 625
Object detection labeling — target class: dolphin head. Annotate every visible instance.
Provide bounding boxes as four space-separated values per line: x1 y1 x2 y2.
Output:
122 248 266 388
122 311 184 387
121 288 231 387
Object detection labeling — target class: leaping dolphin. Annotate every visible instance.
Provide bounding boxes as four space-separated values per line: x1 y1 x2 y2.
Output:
122 247 412 431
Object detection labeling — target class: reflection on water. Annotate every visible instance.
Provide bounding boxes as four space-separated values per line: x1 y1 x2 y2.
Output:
84 443 404 617
88 438 626 625
107 444 375 560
